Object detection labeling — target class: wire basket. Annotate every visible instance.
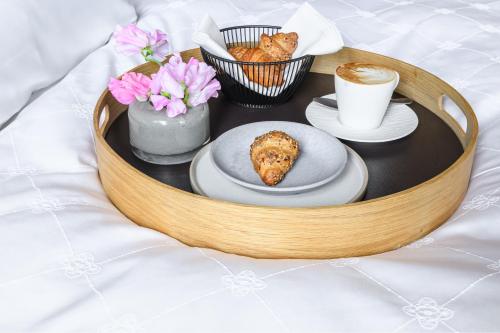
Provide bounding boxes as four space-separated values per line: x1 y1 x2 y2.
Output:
201 25 315 108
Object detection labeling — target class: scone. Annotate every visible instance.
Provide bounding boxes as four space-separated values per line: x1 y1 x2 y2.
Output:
250 131 300 186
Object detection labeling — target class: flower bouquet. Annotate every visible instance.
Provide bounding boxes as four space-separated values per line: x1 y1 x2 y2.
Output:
107 24 221 165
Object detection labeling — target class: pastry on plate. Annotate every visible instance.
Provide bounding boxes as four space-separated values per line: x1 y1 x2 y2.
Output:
250 130 300 186
228 32 299 87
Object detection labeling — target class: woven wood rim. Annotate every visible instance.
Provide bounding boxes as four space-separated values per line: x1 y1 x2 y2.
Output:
93 47 478 259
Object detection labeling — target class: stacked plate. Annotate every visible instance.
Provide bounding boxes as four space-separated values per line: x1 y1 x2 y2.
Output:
190 121 369 207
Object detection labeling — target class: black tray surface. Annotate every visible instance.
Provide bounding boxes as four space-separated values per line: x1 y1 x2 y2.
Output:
106 72 463 201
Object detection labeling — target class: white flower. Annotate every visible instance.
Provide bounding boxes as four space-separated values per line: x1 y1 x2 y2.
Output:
329 258 360 267
406 237 434 249
222 270 266 296
403 297 454 330
463 194 500 210
487 260 500 271
63 252 101 279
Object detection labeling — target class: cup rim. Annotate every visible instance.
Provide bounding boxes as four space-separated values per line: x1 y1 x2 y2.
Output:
335 63 398 86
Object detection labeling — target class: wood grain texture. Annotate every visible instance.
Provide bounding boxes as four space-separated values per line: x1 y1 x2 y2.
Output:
93 47 478 259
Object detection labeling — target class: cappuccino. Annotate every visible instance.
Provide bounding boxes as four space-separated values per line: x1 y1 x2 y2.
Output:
336 63 396 85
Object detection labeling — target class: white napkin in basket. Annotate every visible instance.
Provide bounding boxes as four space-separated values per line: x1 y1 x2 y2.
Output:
192 15 230 60
282 2 344 56
192 2 344 96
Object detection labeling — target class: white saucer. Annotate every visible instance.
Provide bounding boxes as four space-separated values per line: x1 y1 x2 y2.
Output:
305 93 419 143
210 121 347 194
190 143 368 207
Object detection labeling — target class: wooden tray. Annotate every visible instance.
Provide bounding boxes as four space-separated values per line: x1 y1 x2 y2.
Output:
93 47 478 259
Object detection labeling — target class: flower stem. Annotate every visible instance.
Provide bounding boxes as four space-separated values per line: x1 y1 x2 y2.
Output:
141 46 163 66
145 56 162 66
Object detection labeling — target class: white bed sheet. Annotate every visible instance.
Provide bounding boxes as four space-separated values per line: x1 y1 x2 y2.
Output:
1 1 500 332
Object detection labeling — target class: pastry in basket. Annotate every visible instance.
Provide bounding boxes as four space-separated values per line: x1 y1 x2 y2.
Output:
259 32 298 61
228 32 299 87
250 131 300 186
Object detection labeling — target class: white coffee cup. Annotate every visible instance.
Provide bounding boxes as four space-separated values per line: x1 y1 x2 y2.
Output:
335 63 400 130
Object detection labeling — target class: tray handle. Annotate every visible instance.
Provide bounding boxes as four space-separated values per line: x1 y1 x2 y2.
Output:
93 93 128 138
438 91 478 148
97 105 110 136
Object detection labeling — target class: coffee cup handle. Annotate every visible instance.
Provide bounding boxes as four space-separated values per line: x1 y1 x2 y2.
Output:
393 72 400 90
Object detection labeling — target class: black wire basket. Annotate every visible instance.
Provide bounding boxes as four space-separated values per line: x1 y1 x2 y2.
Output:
201 25 315 108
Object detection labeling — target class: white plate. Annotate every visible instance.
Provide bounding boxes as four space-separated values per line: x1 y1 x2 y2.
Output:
306 93 419 143
191 143 368 207
210 121 347 194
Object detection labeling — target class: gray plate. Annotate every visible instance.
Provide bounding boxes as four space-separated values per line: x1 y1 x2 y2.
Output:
191 144 368 207
210 121 348 194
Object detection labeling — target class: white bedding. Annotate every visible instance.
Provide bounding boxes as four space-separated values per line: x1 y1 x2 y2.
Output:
1 1 500 332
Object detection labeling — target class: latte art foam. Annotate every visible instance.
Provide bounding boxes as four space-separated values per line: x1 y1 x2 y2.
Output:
336 63 397 85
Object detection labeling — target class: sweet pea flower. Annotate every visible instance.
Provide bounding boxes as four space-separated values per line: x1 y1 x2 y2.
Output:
181 58 220 106
109 24 220 118
188 79 221 107
185 60 217 93
108 72 151 105
148 29 170 61
149 95 186 117
150 65 185 100
165 53 188 82
167 98 187 117
149 94 170 111
113 24 169 63
115 53 220 117
113 24 150 55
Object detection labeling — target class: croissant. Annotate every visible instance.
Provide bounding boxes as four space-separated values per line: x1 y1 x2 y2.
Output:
258 32 298 61
228 32 298 87
228 47 284 87
250 131 300 186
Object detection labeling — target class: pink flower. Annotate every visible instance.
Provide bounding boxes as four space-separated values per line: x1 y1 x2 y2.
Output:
113 24 169 62
108 72 151 105
150 95 170 111
185 61 217 93
149 29 170 61
166 98 187 117
165 53 188 82
181 58 220 106
188 79 221 106
113 24 150 55
150 95 186 117
113 53 220 117
150 66 184 99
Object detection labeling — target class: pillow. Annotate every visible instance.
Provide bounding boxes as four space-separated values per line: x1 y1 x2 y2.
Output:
0 0 137 126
